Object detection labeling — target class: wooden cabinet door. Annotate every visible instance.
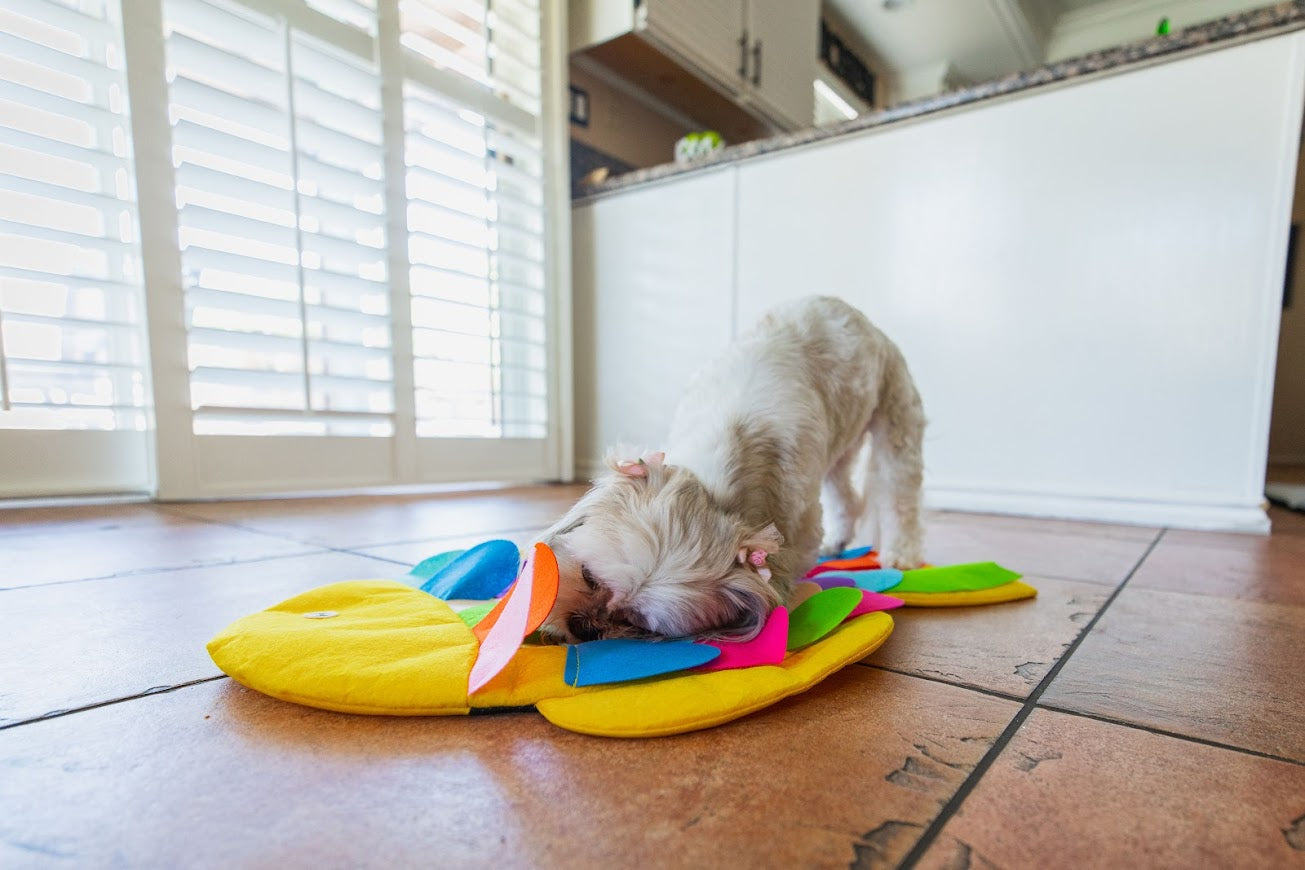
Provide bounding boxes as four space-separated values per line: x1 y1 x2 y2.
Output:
745 0 819 129
642 0 747 94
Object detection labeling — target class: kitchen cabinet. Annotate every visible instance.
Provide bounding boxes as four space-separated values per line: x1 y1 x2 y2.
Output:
571 0 819 133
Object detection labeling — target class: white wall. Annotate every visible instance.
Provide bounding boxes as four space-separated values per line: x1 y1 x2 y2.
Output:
572 31 1305 531
572 168 738 473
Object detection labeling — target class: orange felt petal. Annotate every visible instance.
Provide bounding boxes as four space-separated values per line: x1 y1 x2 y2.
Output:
807 552 881 575
471 542 559 642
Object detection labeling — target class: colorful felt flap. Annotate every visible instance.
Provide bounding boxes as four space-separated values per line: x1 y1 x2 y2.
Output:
468 543 560 694
787 587 863 650
535 613 895 738
564 638 720 687
418 539 520 599
697 607 789 672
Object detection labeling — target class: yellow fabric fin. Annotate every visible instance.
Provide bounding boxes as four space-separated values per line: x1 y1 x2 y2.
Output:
207 580 477 716
895 580 1039 607
534 613 894 738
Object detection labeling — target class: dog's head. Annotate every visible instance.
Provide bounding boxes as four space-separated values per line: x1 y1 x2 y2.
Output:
539 451 784 643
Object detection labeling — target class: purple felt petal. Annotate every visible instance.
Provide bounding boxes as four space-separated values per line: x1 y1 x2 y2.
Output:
811 574 856 590
696 607 789 672
845 590 905 619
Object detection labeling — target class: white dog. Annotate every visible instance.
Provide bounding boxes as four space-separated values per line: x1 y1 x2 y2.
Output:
540 296 925 643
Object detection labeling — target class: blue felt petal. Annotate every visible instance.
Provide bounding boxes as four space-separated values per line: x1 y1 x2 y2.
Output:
406 549 465 584
816 569 904 593
564 638 721 687
834 545 875 561
418 539 521 599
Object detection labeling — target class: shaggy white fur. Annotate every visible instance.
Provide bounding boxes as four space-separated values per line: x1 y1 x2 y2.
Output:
541 296 925 642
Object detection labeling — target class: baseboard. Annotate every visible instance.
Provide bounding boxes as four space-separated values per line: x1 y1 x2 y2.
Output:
926 488 1269 533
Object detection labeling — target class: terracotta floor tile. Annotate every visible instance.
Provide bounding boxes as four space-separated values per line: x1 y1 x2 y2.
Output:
0 501 161 535
0 669 1017 868
1267 504 1305 535
922 515 1158 586
1130 527 1305 606
163 484 589 549
868 576 1110 698
916 708 1305 869
931 510 1161 542
0 512 319 590
1041 585 1305 761
0 551 405 727
352 527 548 567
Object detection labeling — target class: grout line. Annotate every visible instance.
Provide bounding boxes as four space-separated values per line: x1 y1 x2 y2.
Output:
0 676 229 732
0 548 327 593
896 527 1168 868
153 503 551 556
854 662 1026 704
1034 701 1305 768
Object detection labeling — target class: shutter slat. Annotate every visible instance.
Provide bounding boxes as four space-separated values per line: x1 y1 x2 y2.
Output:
0 30 119 93
0 77 116 127
0 125 129 175
0 216 131 253
0 170 136 215
172 119 290 175
9 0 114 41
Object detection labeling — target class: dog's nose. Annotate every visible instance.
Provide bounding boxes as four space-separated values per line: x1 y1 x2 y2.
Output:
567 613 600 642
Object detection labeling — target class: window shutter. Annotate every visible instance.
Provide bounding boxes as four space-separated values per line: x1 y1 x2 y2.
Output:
0 0 147 432
401 0 547 439
164 0 393 437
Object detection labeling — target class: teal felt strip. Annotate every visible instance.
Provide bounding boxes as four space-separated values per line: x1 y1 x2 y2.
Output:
889 562 1022 594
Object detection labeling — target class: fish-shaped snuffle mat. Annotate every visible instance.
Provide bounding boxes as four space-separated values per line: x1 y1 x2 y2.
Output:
207 541 1036 738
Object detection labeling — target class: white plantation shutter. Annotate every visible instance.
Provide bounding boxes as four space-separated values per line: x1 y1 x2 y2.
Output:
0 0 562 498
164 0 394 437
401 0 548 440
0 0 147 433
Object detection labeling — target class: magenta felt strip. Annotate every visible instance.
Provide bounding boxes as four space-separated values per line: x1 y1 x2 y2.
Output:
696 607 789 672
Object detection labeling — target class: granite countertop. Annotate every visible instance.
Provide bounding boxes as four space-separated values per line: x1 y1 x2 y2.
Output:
574 1 1305 203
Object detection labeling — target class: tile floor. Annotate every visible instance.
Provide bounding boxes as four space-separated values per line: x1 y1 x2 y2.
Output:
1 485 1303 868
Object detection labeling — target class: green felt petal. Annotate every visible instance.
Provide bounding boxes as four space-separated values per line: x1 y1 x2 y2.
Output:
457 602 496 628
891 562 1022 594
787 587 862 650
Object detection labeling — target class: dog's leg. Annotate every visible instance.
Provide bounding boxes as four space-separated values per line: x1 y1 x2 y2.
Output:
867 361 925 569
820 438 867 557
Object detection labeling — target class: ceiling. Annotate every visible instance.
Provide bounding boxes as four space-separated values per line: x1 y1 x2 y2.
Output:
824 0 1271 99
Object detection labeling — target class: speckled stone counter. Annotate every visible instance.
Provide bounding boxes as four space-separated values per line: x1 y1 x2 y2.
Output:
574 1 1305 203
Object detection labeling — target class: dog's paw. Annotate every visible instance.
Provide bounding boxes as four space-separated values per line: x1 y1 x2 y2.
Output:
878 549 924 571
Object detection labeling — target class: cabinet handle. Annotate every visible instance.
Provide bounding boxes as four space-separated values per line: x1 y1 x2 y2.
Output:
737 30 748 79
752 40 762 86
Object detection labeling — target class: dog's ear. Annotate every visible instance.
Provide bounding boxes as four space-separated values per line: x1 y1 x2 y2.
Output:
741 522 784 553
601 449 666 481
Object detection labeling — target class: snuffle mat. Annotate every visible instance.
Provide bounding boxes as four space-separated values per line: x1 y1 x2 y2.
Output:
208 541 1036 738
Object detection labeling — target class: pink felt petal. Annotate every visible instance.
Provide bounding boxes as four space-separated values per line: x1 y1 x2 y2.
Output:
468 550 537 694
845 590 905 619
696 607 789 672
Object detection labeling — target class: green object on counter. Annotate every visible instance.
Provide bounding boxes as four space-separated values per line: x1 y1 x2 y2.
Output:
1157 16 1171 35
